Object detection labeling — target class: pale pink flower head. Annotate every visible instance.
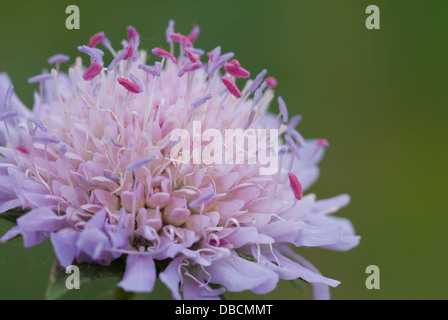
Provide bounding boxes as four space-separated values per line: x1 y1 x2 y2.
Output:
0 22 359 299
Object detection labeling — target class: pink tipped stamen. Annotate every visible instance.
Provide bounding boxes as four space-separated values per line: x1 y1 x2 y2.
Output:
117 77 141 94
185 49 201 63
138 63 161 77
178 61 202 77
224 62 250 78
88 32 105 48
152 47 176 63
82 62 103 81
288 172 303 200
221 77 242 98
265 76 278 88
187 25 200 43
169 33 192 48
108 49 127 71
316 139 329 148
127 26 139 41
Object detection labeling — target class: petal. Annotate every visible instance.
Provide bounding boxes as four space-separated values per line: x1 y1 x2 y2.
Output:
207 252 278 294
118 254 156 293
50 228 80 267
159 256 184 300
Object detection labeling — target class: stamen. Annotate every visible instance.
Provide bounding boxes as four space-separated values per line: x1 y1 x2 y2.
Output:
192 94 212 108
152 47 176 63
47 54 70 65
138 63 161 77
77 45 104 64
287 114 302 131
249 69 268 94
31 135 60 144
108 49 127 71
178 61 202 77
88 32 105 48
288 172 303 200
316 139 329 148
221 77 242 98
166 20 175 43
278 96 288 122
185 48 201 63
4 85 14 110
224 61 250 78
104 171 120 182
189 189 215 209
126 26 139 40
253 81 267 105
0 110 18 121
265 76 278 88
284 134 300 159
187 25 200 43
290 129 306 146
117 77 141 93
82 62 103 81
126 156 155 171
27 73 52 84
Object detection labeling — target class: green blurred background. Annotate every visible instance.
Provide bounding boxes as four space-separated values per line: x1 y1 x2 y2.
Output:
0 0 447 299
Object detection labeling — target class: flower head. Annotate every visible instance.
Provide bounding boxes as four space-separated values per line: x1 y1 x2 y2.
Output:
0 22 359 300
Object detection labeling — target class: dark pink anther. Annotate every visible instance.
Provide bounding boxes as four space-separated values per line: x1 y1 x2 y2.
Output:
265 76 278 88
88 32 105 48
169 33 192 47
82 62 103 81
185 49 200 63
123 43 133 60
178 61 202 77
288 172 303 200
117 77 141 94
316 139 329 148
228 59 241 67
221 77 242 98
127 26 139 40
187 25 200 43
224 62 250 78
152 47 176 63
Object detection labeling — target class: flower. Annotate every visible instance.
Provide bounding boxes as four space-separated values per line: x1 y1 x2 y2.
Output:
0 21 359 300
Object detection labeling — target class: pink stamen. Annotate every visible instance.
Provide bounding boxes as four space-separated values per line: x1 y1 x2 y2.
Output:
265 76 278 88
316 139 329 148
123 43 133 60
82 62 103 81
288 173 303 200
127 26 139 40
169 33 192 47
178 61 202 77
224 62 250 78
187 25 200 43
185 49 200 63
117 77 141 94
221 77 242 98
88 32 105 48
152 47 176 63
